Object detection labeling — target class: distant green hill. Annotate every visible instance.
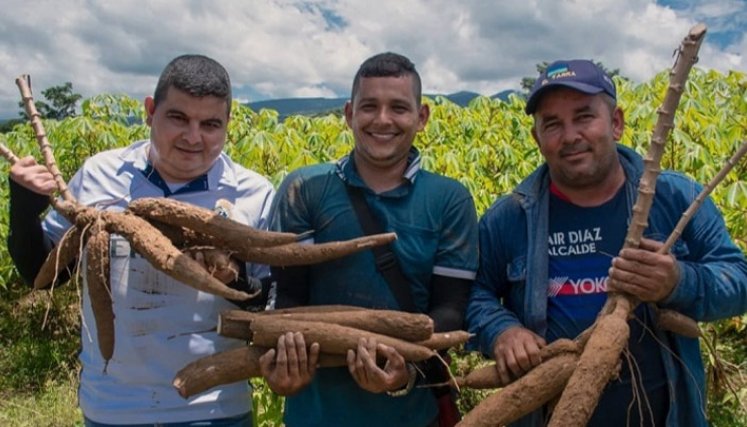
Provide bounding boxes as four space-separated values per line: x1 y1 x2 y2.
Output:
0 117 22 133
247 90 519 120
248 97 347 118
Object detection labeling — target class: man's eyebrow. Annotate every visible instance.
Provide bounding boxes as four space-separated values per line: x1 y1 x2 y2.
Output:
356 96 414 106
355 96 377 104
541 104 593 120
202 117 225 125
573 104 594 114
537 111 559 122
164 109 224 124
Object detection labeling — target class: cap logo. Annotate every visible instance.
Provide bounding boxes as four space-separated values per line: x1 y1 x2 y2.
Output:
526 59 615 115
547 65 576 81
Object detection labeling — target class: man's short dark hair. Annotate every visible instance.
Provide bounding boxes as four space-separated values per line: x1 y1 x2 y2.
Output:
351 52 422 104
153 54 232 113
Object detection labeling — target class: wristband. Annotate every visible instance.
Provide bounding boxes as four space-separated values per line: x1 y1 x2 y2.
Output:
386 363 417 397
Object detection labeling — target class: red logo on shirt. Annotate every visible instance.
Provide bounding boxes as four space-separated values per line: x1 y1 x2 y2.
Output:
548 276 608 297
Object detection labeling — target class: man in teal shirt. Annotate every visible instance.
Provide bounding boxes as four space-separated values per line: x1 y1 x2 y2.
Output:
260 52 479 427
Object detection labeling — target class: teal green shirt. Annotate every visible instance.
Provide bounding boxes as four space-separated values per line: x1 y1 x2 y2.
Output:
270 148 478 427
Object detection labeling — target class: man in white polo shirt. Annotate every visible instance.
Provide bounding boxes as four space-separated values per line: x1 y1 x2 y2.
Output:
7 54 271 426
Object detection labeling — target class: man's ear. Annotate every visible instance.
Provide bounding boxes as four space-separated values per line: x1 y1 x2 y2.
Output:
612 107 625 140
144 96 156 127
344 101 353 128
530 122 540 148
417 103 430 131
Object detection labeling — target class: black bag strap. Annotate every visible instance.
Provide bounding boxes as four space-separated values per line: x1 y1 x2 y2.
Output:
345 185 417 312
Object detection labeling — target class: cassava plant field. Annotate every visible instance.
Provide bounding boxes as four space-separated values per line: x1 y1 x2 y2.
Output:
0 67 745 426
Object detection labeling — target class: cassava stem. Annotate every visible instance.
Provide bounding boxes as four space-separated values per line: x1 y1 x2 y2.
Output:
654 140 747 337
15 76 74 204
0 142 80 290
661 139 747 252
0 143 20 164
615 25 708 255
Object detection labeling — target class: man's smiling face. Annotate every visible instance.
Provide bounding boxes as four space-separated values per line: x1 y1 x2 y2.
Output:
345 75 428 172
145 86 229 183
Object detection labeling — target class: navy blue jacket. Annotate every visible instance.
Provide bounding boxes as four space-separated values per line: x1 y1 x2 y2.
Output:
466 144 747 426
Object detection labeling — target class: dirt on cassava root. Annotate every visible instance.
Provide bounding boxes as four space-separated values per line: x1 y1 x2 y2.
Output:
34 225 82 289
455 339 579 389
173 345 266 398
127 197 300 248
218 308 434 342
415 331 473 351
93 210 256 301
173 344 353 398
457 353 579 427
548 311 630 426
249 317 436 362
85 222 114 367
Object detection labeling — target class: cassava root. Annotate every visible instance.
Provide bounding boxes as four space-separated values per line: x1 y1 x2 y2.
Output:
85 221 114 368
218 308 434 342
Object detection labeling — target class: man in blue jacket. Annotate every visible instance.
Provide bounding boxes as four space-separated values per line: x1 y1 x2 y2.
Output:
466 59 747 426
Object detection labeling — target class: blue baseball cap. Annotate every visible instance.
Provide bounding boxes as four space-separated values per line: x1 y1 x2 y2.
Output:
525 59 616 115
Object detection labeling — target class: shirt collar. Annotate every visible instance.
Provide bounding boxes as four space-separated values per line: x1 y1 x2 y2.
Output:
335 147 422 187
118 140 238 194
140 162 209 197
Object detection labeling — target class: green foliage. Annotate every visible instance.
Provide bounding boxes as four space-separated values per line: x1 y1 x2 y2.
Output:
449 347 493 414
0 374 81 426
0 285 80 392
251 378 285 427
18 82 82 121
0 282 82 425
702 316 747 427
0 119 24 134
0 67 746 425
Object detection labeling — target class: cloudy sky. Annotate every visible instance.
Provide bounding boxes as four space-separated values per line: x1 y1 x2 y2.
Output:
0 0 745 119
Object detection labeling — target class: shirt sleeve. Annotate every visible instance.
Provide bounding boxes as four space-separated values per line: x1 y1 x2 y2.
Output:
246 186 274 281
267 169 314 308
7 178 55 286
432 183 479 280
465 204 525 358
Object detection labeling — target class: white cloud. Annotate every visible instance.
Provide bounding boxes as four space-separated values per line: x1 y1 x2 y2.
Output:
0 0 744 118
